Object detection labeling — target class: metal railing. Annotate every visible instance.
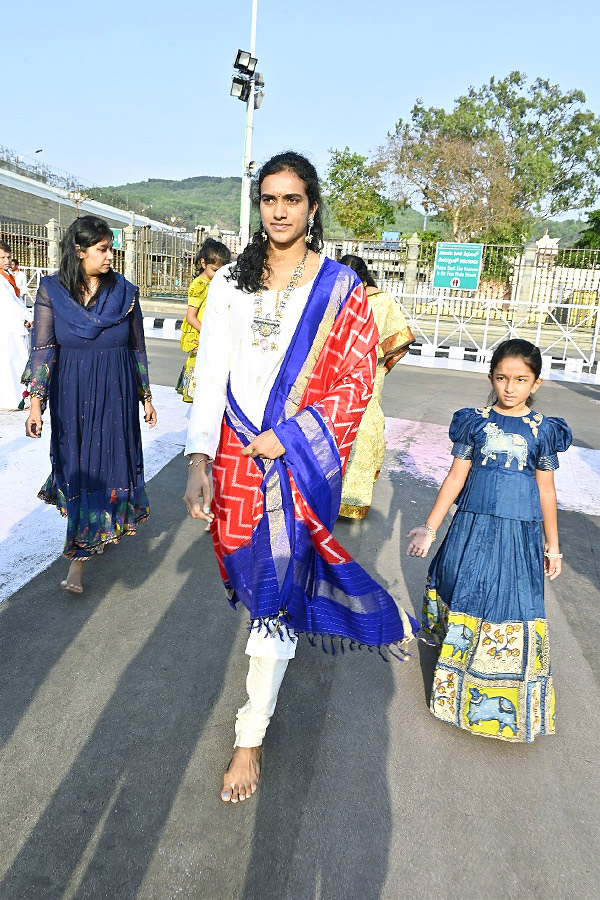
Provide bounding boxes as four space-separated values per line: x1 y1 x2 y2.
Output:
2 221 599 367
0 146 94 192
0 221 53 268
326 239 600 370
19 267 54 300
134 226 199 296
393 291 599 368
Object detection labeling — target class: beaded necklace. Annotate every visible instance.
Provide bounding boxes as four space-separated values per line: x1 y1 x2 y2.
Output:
252 247 309 352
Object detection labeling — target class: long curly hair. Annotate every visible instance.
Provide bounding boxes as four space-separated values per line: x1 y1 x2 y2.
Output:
228 151 324 293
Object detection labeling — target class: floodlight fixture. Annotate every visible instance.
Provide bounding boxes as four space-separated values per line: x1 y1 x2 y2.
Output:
254 90 264 110
233 49 257 76
230 76 251 102
254 71 265 88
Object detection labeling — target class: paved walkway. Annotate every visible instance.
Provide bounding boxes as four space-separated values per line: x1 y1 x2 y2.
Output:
0 346 598 899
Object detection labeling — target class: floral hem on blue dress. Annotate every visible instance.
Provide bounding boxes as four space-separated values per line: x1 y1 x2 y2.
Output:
423 582 555 743
39 474 150 560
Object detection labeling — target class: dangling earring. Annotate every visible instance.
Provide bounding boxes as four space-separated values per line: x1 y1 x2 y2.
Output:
306 216 314 245
261 225 268 242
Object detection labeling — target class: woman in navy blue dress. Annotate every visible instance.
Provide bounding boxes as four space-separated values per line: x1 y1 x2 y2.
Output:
406 339 571 742
24 216 156 594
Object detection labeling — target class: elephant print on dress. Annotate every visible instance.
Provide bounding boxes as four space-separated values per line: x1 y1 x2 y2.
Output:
481 423 528 470
466 687 517 735
445 622 473 659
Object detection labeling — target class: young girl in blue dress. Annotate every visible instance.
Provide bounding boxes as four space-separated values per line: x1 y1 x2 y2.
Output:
407 339 571 742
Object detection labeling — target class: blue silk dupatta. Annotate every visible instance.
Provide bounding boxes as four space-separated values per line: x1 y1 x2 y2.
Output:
210 258 418 654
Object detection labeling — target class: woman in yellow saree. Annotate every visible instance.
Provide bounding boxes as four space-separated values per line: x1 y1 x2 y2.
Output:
339 254 414 519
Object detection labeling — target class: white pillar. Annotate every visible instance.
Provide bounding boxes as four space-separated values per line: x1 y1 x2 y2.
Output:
124 224 136 285
46 219 61 270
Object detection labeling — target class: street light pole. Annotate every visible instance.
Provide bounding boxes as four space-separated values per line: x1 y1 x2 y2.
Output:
239 0 258 249
67 190 88 217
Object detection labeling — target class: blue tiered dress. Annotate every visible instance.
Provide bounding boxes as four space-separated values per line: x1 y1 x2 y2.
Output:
22 273 152 560
423 406 572 743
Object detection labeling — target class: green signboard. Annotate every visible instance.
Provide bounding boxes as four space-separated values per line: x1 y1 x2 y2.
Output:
111 228 123 250
433 242 484 291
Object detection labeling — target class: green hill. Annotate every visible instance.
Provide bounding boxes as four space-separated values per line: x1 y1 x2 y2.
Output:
90 175 586 246
90 176 244 231
91 174 436 238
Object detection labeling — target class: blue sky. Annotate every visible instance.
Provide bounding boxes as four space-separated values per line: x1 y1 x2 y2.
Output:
4 0 600 192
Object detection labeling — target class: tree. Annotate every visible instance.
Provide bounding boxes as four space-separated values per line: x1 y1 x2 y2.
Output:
324 148 394 239
382 128 524 242
381 72 600 241
575 210 600 249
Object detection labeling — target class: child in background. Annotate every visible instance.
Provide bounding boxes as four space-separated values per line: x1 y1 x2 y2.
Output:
406 339 571 742
176 239 231 402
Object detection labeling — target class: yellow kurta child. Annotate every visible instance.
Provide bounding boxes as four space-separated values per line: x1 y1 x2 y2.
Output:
176 239 231 402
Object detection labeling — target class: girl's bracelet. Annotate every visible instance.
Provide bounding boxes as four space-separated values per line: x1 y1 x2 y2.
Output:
188 457 209 467
544 551 563 559
421 523 437 542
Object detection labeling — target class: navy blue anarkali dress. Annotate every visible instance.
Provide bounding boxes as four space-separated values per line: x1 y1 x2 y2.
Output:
423 406 572 743
23 273 152 560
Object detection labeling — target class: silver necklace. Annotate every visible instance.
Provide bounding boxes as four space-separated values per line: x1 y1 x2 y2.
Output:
252 248 309 352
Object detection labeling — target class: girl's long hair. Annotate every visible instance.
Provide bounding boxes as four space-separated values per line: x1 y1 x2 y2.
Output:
228 151 324 293
487 338 543 408
59 215 115 304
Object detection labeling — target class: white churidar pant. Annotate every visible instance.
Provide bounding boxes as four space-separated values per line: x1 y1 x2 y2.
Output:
234 623 297 748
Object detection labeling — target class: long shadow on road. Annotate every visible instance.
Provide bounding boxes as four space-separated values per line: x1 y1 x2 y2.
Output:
0 458 238 900
240 465 416 900
0 467 178 749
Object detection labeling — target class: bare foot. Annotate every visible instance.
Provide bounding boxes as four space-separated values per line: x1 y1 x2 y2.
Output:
221 747 261 803
60 559 85 594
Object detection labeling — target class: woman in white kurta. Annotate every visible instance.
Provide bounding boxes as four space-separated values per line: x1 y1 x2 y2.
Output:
183 152 416 806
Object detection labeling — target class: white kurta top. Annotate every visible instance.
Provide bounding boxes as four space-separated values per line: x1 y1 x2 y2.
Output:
0 275 32 409
185 257 323 459
185 258 327 661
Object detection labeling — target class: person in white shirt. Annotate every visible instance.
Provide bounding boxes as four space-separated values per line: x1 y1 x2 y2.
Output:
183 152 417 804
0 242 32 409
10 258 31 305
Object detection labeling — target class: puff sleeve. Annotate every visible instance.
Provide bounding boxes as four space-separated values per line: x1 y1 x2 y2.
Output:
449 408 476 460
536 416 572 471
187 277 209 324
